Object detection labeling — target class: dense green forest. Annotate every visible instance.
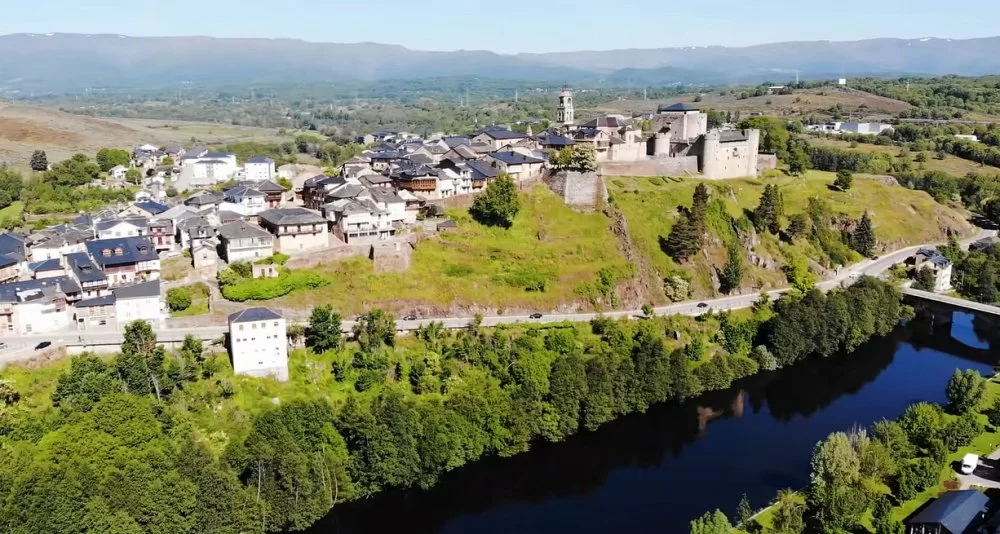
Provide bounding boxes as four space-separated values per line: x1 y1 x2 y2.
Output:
852 76 1000 119
0 278 909 533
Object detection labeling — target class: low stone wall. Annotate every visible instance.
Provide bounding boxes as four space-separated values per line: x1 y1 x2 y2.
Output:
757 154 778 172
598 157 699 177
285 245 368 269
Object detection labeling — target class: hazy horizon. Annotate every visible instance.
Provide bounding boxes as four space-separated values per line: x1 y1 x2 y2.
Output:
2 0 996 54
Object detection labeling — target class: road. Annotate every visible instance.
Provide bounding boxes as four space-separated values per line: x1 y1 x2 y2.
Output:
0 229 993 366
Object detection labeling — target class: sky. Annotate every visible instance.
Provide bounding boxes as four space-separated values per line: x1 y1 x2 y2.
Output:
2 0 998 54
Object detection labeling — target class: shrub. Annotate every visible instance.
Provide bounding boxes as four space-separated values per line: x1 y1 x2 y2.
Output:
166 287 192 312
695 356 734 391
942 412 983 451
221 270 330 301
727 355 759 381
750 345 778 371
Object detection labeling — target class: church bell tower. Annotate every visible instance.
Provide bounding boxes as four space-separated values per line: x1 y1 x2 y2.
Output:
556 86 575 126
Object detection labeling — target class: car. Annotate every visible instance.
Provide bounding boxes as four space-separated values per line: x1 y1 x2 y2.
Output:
34 341 51 350
961 453 979 475
529 313 543 319
697 302 709 309
402 314 418 321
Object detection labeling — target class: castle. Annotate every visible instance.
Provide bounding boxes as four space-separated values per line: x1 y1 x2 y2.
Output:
554 89 765 179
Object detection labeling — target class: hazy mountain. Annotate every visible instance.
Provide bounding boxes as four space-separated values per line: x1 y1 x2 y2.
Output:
0 33 997 92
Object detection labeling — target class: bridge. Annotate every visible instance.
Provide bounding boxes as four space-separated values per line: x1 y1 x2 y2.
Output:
902 288 1000 317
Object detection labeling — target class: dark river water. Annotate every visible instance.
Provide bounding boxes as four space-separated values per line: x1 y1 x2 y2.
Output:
316 305 999 534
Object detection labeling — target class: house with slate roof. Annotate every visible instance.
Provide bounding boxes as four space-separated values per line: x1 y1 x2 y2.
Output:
257 208 328 253
113 279 165 326
121 201 169 218
0 276 81 334
909 248 954 293
74 294 116 331
65 252 108 298
85 236 160 287
228 307 289 381
486 151 546 182
905 490 989 534
217 221 274 263
471 126 532 151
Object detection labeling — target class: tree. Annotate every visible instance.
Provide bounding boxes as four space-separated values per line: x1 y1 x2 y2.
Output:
913 266 937 291
569 144 597 172
306 305 343 354
753 184 783 234
786 213 810 241
124 168 143 185
641 303 654 317
689 509 732 534
834 170 854 191
770 489 805 534
662 216 700 262
95 148 131 172
915 151 929 163
719 242 745 294
984 198 1000 226
898 402 945 449
470 174 520 228
945 368 986 414
736 493 754 528
851 212 877 257
353 309 396 353
872 494 904 534
986 397 1000 427
691 183 710 227
810 432 860 489
116 320 168 402
30 150 48 172
165 287 192 312
788 147 810 176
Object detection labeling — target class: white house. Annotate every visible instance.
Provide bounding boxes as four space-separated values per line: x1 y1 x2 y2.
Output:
96 218 148 240
109 165 129 180
217 221 274 262
222 184 268 216
486 151 545 182
182 152 239 184
911 248 954 293
228 307 289 381
244 156 276 182
2 277 75 335
112 280 165 326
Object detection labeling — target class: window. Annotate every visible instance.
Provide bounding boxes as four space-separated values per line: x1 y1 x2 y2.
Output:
102 249 111 257
239 324 244 331
274 321 279 327
252 323 257 329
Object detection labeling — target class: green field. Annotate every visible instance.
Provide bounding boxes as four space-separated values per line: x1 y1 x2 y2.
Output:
607 171 973 298
273 185 634 315
811 137 1000 177
0 201 23 223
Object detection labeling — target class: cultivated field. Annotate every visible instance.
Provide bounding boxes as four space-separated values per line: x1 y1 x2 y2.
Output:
0 104 286 170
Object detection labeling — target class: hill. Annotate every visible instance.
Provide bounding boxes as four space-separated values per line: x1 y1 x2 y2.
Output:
606 172 974 300
590 86 913 120
1 34 1000 91
0 105 283 169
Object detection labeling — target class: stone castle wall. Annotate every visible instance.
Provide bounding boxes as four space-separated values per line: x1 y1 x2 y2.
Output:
544 171 607 210
597 157 699 178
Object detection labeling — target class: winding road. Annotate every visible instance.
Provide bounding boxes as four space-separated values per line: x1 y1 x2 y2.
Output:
0 229 993 366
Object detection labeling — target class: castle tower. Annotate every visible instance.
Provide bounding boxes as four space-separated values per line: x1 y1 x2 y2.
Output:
556 86 575 126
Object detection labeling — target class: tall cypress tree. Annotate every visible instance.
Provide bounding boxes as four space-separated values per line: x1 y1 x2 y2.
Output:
851 212 877 257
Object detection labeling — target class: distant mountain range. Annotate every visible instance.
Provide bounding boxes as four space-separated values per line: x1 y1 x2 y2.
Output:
1 33 999 92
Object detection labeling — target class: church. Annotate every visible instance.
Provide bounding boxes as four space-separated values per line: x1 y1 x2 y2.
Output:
553 88 765 179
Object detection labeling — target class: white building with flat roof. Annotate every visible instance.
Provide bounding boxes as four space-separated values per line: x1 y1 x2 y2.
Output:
244 157 276 182
228 307 288 381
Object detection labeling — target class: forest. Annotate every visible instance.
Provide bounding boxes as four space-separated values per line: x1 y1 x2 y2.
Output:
0 278 909 533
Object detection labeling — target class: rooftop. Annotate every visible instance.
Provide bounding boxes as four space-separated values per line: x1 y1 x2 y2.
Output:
658 102 700 113
258 207 326 226
0 276 81 303
113 280 161 300
76 294 116 308
184 192 223 206
85 237 159 268
65 252 107 284
133 201 169 215
477 127 528 141
218 221 273 241
489 151 545 165
906 490 989 533
229 307 283 324
247 156 274 164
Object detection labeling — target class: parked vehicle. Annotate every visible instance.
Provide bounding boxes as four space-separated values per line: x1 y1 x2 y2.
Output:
961 453 979 475
529 313 543 319
402 314 418 321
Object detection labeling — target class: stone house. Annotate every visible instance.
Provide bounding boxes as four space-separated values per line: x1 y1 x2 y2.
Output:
217 221 275 263
257 208 329 253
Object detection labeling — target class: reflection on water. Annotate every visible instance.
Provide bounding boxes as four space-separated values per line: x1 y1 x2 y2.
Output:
317 307 996 534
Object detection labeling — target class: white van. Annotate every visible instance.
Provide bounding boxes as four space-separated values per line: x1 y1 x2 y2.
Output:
961 453 979 475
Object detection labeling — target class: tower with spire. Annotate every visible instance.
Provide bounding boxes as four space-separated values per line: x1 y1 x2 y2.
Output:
556 85 575 126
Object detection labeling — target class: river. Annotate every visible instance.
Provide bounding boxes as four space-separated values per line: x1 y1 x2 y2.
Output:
317 305 999 534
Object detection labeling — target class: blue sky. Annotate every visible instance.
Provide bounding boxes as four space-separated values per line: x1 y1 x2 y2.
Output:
2 0 997 54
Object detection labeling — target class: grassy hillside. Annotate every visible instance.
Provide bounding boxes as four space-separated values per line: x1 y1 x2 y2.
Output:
273 185 634 316
607 171 973 300
0 104 285 170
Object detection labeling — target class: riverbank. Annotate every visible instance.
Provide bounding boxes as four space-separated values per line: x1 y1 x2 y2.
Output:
736 371 1000 533
0 279 911 533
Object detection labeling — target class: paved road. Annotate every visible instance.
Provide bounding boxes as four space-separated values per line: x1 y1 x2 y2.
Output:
0 229 993 366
